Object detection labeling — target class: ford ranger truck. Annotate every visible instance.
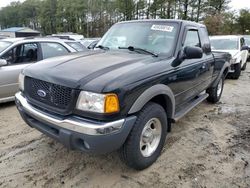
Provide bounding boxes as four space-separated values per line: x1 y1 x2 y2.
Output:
15 20 231 170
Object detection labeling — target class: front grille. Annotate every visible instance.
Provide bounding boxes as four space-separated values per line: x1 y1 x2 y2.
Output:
25 77 75 113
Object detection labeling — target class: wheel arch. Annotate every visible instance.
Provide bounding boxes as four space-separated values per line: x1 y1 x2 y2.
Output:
212 61 230 87
128 84 175 119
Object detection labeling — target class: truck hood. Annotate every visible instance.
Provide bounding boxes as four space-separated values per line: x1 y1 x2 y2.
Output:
212 50 239 58
24 50 158 92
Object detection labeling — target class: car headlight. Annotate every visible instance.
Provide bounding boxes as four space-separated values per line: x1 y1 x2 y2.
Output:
230 58 237 64
76 91 120 113
18 73 25 91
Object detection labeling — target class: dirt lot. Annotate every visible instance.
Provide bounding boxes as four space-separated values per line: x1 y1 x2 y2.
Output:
0 66 250 188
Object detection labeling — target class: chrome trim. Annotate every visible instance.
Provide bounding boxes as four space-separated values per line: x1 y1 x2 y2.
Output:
0 96 15 104
15 92 125 135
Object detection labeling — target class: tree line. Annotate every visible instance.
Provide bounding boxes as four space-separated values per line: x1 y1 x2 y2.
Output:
0 0 249 37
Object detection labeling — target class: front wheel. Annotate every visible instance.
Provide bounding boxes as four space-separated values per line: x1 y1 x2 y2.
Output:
230 63 241 79
206 77 224 103
242 62 247 71
119 102 167 170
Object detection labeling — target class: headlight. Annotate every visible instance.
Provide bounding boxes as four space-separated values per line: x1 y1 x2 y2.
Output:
76 91 120 113
18 73 25 91
230 58 237 64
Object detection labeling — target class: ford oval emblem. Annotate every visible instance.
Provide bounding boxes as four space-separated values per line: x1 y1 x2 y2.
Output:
37 89 47 98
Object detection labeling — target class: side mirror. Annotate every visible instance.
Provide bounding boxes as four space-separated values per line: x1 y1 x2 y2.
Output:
241 45 249 51
184 46 203 59
172 46 203 67
0 59 7 67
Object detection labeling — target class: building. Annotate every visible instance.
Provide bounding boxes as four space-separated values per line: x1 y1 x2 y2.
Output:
0 27 40 38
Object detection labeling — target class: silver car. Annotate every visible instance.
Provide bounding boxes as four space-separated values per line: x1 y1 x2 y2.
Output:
0 37 87 103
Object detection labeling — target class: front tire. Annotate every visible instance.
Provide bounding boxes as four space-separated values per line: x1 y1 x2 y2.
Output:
242 62 247 70
230 63 241 79
119 102 167 170
206 77 224 103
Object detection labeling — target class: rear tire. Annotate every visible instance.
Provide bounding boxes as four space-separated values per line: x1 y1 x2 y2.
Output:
119 102 167 170
206 77 224 103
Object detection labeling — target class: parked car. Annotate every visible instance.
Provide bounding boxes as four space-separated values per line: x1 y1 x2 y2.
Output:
0 37 87 103
81 38 101 49
16 20 230 170
210 35 248 79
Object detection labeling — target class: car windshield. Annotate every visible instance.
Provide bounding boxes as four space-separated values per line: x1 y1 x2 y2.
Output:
0 41 12 53
210 38 238 50
97 22 179 55
66 42 86 51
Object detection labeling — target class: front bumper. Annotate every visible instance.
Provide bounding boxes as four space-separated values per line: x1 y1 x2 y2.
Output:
15 92 136 154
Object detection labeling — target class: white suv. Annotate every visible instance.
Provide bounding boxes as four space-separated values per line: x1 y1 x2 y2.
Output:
210 35 248 79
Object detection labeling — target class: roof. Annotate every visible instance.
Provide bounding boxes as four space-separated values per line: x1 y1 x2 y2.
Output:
0 27 40 33
1 27 25 32
117 19 205 28
1 37 80 43
210 35 242 39
1 38 24 42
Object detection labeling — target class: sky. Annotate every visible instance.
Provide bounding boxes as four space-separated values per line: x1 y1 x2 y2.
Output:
0 0 24 8
229 0 250 11
0 0 250 10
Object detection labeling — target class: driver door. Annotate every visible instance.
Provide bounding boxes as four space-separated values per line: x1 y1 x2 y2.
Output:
171 28 206 107
0 43 39 100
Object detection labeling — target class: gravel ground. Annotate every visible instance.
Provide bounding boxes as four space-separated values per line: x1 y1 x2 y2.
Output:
0 65 250 188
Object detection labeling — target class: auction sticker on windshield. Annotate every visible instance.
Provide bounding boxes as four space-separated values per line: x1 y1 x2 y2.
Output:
151 25 174 32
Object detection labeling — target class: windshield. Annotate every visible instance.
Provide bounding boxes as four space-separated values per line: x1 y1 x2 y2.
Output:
210 38 238 50
0 41 12 53
66 42 86 51
97 22 179 55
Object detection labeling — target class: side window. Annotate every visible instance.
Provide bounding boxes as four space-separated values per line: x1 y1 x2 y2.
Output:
41 42 69 59
2 48 16 64
2 43 38 64
240 38 245 47
200 27 211 53
184 30 201 48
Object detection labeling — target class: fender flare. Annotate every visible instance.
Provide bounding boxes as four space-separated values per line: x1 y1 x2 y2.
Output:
128 84 175 119
212 61 230 87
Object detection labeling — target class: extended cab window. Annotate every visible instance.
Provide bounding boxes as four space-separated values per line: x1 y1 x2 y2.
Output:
184 30 201 47
41 42 69 59
2 43 38 64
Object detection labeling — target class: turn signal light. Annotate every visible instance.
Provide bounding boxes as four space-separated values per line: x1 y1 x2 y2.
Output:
104 94 120 113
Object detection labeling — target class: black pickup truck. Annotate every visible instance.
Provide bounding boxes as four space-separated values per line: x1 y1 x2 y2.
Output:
15 20 231 170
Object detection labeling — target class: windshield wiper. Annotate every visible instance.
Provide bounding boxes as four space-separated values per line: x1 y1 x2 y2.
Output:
118 46 158 57
95 45 109 50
